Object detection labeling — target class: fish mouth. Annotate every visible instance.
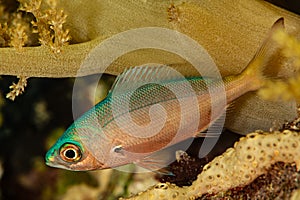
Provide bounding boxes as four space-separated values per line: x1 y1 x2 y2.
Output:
45 155 54 163
45 158 74 170
45 150 71 170
45 160 54 167
45 153 55 166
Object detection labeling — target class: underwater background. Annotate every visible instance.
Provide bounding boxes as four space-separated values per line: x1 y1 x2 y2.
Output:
0 0 300 200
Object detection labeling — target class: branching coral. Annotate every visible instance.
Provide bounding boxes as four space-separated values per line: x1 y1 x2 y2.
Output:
6 76 28 101
8 13 29 51
19 0 71 54
0 23 9 46
0 3 30 50
0 4 12 47
122 129 300 199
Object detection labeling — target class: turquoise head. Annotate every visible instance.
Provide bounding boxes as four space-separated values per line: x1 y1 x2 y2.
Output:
45 124 106 171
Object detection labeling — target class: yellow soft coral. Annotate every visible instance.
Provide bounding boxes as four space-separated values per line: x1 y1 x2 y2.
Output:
6 76 28 101
259 30 300 102
273 30 300 68
19 0 71 54
259 75 300 102
0 3 29 49
8 13 30 52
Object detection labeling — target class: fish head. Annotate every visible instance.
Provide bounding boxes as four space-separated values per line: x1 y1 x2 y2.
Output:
45 125 109 171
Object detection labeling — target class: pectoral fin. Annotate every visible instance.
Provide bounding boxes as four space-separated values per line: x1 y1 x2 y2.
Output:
135 153 174 176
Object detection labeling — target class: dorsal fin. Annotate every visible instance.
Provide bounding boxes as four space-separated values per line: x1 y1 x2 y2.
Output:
109 65 187 95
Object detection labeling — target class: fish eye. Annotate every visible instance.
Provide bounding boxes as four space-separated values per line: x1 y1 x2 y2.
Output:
59 143 82 162
113 145 123 153
111 145 125 157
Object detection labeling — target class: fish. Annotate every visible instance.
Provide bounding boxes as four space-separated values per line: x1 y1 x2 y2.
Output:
46 18 287 172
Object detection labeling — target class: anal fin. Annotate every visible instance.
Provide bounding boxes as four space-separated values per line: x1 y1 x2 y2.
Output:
134 138 195 176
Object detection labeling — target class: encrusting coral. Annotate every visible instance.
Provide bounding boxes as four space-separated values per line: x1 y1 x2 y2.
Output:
198 162 300 199
122 128 300 199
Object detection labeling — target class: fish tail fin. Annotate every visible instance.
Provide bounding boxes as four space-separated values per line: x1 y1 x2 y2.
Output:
240 17 285 90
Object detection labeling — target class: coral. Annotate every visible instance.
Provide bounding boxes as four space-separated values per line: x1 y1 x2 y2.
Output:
273 29 300 68
19 0 71 54
0 22 9 46
158 151 205 187
122 129 300 199
167 3 181 23
0 4 12 47
0 3 30 49
291 189 300 200
6 76 28 101
258 30 300 103
8 13 30 51
198 162 300 200
281 114 300 132
259 76 300 102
